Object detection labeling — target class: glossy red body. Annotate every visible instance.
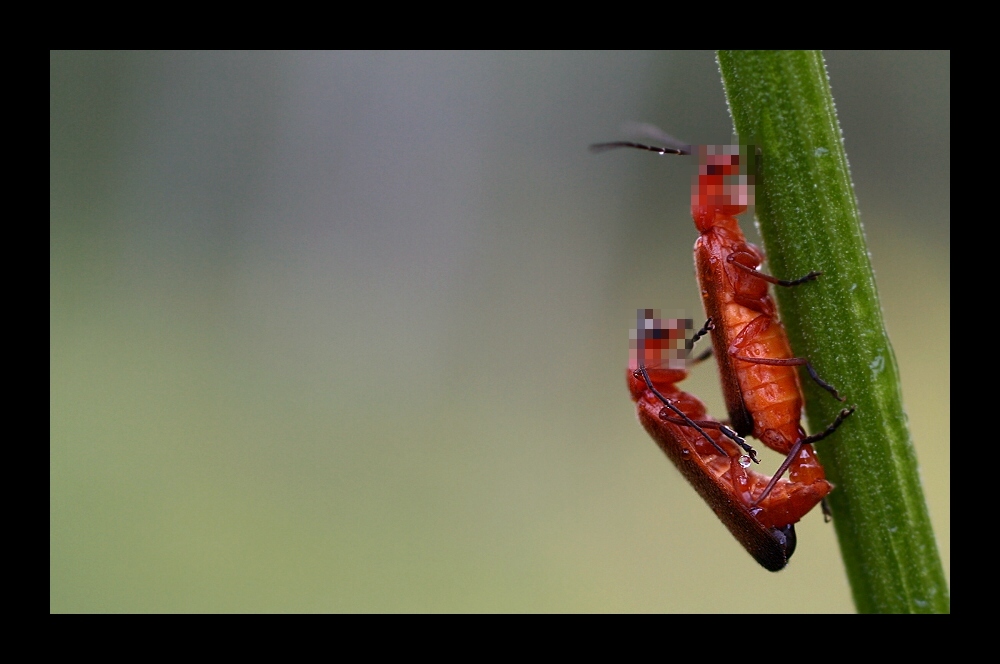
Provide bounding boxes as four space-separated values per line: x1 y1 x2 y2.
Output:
627 359 831 571
692 147 827 487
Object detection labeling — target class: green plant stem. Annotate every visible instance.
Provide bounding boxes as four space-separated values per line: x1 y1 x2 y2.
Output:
716 50 948 613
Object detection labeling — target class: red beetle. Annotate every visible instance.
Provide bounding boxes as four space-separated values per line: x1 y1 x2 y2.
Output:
628 312 832 571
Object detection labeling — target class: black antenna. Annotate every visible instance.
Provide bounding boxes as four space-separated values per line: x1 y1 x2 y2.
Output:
589 141 691 156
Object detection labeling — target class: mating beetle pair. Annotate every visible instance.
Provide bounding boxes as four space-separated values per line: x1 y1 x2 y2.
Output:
597 138 853 571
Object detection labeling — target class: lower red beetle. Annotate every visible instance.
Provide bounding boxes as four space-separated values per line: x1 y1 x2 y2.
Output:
629 311 832 571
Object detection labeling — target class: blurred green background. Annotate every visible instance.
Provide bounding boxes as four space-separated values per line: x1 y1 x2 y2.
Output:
51 51 949 612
